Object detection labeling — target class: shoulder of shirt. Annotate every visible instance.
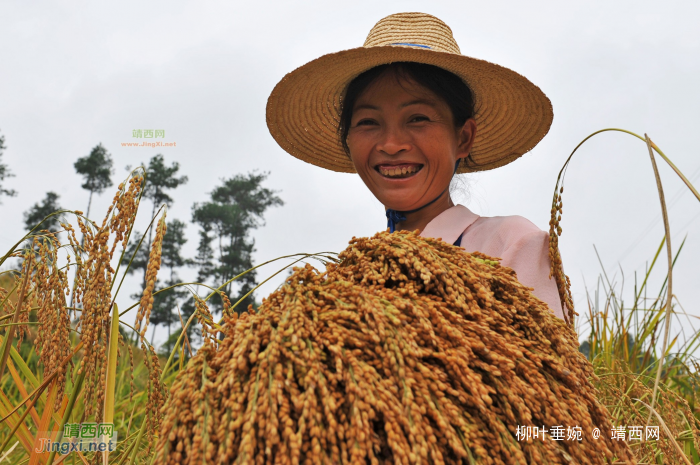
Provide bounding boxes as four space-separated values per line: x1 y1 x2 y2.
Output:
467 214 547 252
472 214 543 235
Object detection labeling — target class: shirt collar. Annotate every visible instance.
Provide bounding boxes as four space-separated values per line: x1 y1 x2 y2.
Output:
419 204 480 245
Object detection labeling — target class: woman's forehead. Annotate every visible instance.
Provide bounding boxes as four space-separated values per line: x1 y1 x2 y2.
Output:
353 70 444 110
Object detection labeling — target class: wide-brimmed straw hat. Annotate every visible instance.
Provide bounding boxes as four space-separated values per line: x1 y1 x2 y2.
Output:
266 12 553 174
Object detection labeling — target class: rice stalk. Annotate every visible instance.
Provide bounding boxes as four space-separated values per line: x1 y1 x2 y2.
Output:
102 303 121 464
550 128 700 462
641 133 675 433
0 269 31 382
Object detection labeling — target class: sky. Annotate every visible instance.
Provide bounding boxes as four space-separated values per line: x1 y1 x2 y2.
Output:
1 1 699 346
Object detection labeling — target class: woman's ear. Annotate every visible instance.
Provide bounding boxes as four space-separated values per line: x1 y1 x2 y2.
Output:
456 118 477 159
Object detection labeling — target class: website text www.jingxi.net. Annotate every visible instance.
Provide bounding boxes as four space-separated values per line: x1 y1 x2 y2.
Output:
121 141 176 147
34 422 118 455
121 128 175 147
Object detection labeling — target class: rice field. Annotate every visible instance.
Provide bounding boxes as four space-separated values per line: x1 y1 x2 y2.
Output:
1 129 699 464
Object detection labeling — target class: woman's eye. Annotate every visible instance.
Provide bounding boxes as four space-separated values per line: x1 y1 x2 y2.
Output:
409 115 430 123
355 119 377 127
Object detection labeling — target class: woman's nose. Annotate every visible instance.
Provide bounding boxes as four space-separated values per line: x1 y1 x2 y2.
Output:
376 125 411 155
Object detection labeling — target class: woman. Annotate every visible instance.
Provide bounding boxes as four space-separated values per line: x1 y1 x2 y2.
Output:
267 12 566 320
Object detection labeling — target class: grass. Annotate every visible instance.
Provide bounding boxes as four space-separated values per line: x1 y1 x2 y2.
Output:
579 235 700 464
0 128 698 463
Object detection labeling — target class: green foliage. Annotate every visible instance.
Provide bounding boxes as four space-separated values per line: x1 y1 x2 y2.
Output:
577 236 700 463
142 154 188 216
22 191 62 233
74 143 114 218
151 279 189 340
191 171 283 311
578 236 699 377
122 220 191 341
121 223 191 340
161 219 191 279
157 327 192 360
122 230 149 281
0 131 17 201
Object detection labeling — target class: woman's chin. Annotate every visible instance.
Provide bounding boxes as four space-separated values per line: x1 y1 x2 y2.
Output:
380 194 424 212
371 174 424 199
369 173 438 211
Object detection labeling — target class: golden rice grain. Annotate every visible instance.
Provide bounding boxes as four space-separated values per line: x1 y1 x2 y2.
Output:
155 230 634 464
135 211 167 338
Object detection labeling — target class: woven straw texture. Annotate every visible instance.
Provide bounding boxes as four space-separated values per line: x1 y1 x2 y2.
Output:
266 12 553 174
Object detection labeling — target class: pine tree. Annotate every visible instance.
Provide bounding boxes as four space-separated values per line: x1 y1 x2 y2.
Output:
23 192 62 233
74 143 113 218
191 172 283 312
142 154 188 251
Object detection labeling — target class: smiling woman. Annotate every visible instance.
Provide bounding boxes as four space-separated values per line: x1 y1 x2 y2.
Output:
340 62 477 233
267 12 567 320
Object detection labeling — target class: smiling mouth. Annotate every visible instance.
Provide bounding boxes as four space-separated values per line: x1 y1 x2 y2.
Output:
376 164 423 179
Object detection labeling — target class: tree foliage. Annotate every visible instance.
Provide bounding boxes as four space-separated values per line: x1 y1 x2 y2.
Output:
161 219 190 279
122 230 149 278
192 172 283 311
123 220 191 338
142 154 188 217
141 154 189 259
74 143 113 218
23 192 62 233
0 131 17 201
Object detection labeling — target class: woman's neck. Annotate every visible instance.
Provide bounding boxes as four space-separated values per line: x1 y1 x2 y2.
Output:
392 192 455 233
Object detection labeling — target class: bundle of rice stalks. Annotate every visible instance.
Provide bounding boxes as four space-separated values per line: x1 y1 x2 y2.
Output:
155 231 634 464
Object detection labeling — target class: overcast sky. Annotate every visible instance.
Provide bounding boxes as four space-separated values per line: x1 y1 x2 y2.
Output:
1 1 699 345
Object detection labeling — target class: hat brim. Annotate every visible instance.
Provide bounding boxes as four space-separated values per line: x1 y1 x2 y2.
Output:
266 46 553 174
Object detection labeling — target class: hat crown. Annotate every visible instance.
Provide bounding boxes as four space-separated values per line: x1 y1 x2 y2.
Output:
363 12 461 55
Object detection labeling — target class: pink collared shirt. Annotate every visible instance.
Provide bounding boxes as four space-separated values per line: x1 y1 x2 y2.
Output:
420 205 565 320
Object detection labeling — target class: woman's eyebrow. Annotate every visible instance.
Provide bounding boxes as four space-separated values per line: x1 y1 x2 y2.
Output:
353 99 437 112
400 99 437 109
353 104 380 111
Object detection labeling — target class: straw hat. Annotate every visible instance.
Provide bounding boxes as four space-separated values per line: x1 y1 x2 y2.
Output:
266 12 553 174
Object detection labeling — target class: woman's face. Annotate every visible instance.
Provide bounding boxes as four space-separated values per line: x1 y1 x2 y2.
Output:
346 70 477 212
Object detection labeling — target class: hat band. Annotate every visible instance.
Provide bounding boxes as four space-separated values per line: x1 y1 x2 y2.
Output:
390 42 432 49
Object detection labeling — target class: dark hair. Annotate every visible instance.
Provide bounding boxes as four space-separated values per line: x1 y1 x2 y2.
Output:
338 62 475 155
